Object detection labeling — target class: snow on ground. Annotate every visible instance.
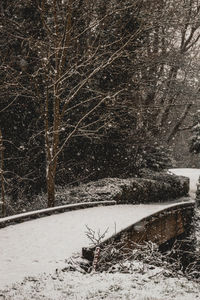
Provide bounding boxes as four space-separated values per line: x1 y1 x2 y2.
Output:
169 168 200 197
0 203 187 289
1 168 200 299
2 261 200 300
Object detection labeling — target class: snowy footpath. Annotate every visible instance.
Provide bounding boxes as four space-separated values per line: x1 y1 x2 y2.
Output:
169 168 200 197
0 203 188 289
0 168 200 300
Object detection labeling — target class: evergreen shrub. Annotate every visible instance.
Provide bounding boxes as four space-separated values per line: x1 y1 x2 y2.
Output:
58 172 189 206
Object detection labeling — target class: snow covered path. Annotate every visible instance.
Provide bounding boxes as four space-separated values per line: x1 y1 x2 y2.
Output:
0 202 191 289
169 168 200 197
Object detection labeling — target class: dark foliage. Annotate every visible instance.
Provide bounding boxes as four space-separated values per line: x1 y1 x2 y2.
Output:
0 0 176 210
189 110 200 154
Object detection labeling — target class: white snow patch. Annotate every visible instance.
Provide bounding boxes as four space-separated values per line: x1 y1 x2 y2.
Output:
2 262 200 300
168 168 200 197
0 203 192 289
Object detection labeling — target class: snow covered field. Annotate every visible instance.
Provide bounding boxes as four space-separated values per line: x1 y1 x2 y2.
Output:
0 168 200 299
2 261 200 300
0 202 188 289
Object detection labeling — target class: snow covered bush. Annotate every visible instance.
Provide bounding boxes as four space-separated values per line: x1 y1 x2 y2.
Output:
81 237 198 278
140 170 189 199
55 173 189 206
4 171 189 216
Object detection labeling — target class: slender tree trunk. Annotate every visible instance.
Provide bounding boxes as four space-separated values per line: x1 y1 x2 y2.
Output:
0 129 5 216
47 162 56 207
167 103 192 142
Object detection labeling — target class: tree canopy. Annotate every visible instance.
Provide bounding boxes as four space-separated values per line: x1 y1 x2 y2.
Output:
1 0 200 211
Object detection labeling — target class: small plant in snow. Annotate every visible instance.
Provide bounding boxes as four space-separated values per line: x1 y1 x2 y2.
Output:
85 225 109 246
85 225 109 272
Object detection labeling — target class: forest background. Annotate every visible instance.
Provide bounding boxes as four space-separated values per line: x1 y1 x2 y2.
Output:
1 0 200 212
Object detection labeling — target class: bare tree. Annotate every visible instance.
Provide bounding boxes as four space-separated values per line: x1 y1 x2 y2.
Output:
1 0 200 210
27 0 145 206
129 0 200 142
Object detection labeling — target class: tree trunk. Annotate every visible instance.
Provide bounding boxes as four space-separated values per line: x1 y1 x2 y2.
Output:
0 129 5 217
167 103 192 143
47 163 56 207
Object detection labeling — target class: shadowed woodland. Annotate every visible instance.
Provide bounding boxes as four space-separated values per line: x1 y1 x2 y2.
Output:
1 0 200 212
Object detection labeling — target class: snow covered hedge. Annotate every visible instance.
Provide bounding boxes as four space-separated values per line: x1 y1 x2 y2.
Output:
5 172 189 216
56 172 189 205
